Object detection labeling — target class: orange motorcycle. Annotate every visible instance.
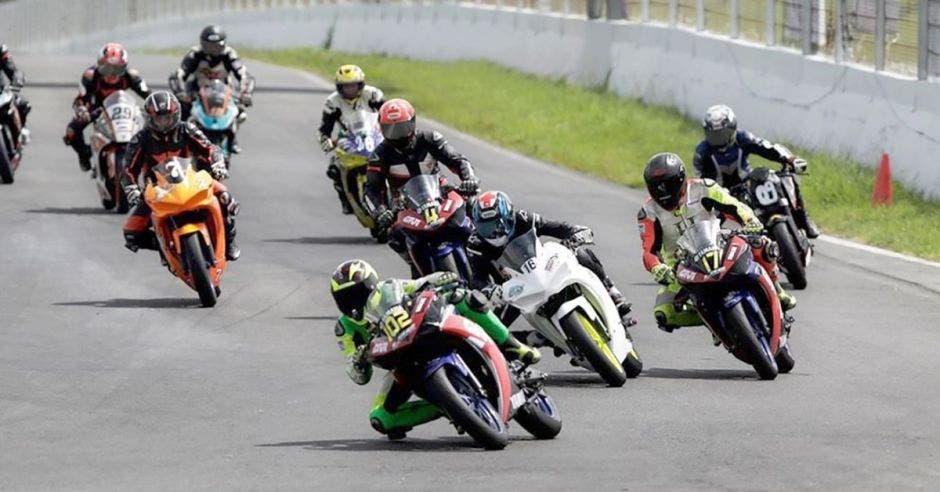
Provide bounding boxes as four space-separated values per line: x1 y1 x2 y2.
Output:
144 157 227 307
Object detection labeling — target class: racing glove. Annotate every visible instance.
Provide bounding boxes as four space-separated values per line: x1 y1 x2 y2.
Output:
346 345 371 385
563 227 595 249
211 162 229 181
10 83 22 93
374 207 395 231
743 219 764 235
651 263 676 286
458 176 480 196
239 90 253 107
74 105 91 123
787 156 808 174
425 271 460 288
319 134 335 153
124 184 142 207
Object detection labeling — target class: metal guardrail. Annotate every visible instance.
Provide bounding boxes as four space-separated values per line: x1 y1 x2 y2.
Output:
1 0 937 80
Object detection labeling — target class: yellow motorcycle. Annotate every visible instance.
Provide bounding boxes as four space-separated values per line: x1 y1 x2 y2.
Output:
331 108 386 242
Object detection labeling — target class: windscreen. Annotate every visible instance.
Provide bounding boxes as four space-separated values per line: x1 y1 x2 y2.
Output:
676 216 722 267
400 175 442 210
497 227 539 271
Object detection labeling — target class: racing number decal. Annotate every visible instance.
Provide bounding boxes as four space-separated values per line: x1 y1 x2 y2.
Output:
382 306 413 339
423 205 440 225
755 182 780 206
110 105 132 120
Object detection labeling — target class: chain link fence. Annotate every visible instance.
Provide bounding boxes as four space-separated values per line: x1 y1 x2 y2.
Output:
462 0 938 79
2 0 938 79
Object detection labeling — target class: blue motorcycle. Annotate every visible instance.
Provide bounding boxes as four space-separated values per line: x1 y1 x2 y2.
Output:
190 80 239 167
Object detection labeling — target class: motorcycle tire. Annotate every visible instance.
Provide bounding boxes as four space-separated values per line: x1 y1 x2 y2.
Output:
772 222 807 290
513 391 562 439
435 252 461 276
775 343 795 374
423 364 508 450
726 303 778 380
560 310 627 387
0 129 14 184
182 233 217 308
113 148 129 214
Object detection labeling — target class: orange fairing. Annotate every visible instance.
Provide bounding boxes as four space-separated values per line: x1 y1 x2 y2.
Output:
144 160 227 292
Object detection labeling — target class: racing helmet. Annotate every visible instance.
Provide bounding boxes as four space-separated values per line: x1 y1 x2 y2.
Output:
471 191 515 248
330 259 379 322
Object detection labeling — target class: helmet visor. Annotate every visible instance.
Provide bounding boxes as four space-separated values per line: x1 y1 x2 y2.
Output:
339 83 361 99
99 63 126 78
380 118 416 141
647 177 683 210
202 40 225 56
150 112 179 133
705 127 736 148
333 282 372 322
476 215 513 241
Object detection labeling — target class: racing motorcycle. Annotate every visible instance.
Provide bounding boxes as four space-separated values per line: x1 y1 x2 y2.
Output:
0 86 25 184
331 108 384 240
496 228 642 387
190 80 239 166
90 91 144 212
735 166 812 289
393 175 474 279
674 215 795 380
143 157 229 307
366 285 562 450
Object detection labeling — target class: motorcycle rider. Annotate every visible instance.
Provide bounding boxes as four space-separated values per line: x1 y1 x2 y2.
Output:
468 191 633 322
318 64 385 214
329 259 540 439
64 43 150 172
638 152 796 333
694 104 820 239
169 24 255 153
121 91 240 261
0 43 31 144
365 99 481 274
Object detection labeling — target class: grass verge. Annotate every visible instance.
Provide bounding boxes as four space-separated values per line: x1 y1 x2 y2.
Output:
244 47 940 261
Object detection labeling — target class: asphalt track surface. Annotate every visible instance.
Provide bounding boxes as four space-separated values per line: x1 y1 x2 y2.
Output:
1 55 939 491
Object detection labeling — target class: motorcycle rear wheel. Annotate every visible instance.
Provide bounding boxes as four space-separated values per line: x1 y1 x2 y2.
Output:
0 129 14 184
182 233 217 308
514 392 562 439
560 310 627 387
772 221 807 290
726 303 778 380
424 365 508 450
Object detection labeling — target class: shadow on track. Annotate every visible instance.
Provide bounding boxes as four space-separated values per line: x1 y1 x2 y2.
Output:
54 298 200 309
542 370 609 387
25 207 111 215
641 367 755 380
264 236 376 245
256 437 479 452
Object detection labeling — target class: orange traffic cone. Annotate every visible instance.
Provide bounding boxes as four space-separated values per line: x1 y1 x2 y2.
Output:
872 152 893 206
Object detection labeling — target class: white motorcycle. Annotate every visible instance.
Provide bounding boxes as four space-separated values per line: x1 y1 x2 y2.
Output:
89 91 144 212
496 228 642 387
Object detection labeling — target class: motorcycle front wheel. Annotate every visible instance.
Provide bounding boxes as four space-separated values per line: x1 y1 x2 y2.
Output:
560 310 627 387
514 391 562 439
772 221 807 290
0 127 14 184
725 303 778 380
181 233 217 308
423 364 508 450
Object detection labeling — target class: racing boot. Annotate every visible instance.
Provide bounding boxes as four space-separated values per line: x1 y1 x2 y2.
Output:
326 163 353 215
794 208 820 239
219 192 241 261
775 281 797 311
500 334 542 366
606 284 633 321
124 229 160 252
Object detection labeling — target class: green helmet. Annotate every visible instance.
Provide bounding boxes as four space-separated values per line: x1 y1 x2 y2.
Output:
330 260 378 322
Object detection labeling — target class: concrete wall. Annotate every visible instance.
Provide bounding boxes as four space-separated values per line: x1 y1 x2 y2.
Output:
8 2 940 197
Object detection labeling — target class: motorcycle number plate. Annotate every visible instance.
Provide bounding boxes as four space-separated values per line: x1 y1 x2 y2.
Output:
521 258 537 274
754 182 780 206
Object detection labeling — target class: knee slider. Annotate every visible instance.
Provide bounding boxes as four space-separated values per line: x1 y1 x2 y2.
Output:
218 191 239 216
326 163 341 181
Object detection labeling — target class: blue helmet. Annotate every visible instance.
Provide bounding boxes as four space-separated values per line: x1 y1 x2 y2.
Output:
471 191 515 247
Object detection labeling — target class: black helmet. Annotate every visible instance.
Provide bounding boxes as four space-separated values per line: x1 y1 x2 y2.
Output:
200 25 227 56
643 152 686 211
330 260 379 322
702 104 737 149
144 91 181 135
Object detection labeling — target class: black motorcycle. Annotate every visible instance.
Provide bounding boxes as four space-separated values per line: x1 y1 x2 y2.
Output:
735 167 813 289
0 86 25 184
